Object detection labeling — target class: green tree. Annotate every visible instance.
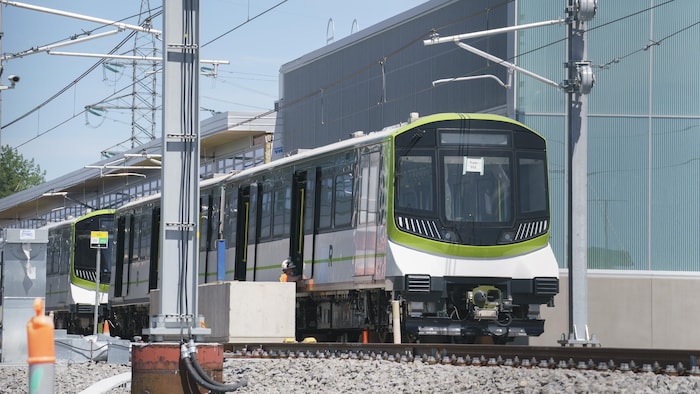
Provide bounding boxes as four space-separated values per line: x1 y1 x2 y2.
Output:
0 145 46 198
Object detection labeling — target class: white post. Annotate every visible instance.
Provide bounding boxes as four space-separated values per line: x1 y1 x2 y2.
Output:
392 300 401 344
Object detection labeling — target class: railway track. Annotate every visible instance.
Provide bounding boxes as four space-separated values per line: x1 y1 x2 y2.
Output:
225 342 700 377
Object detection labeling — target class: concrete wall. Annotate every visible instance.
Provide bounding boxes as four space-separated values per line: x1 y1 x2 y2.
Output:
531 271 700 350
198 281 296 343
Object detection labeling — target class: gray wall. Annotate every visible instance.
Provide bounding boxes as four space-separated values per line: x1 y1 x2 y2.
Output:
532 271 700 349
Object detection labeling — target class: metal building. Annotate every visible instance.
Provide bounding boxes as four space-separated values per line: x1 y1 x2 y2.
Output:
275 0 700 349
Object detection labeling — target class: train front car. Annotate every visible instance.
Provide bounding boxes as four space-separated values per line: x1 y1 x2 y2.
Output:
387 113 559 344
45 209 115 334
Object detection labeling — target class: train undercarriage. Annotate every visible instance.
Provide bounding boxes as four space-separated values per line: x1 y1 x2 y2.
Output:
104 275 556 344
294 276 557 344
52 304 109 336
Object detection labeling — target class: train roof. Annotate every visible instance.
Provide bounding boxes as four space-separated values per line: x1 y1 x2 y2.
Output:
115 112 530 212
220 112 532 182
39 208 116 230
115 172 232 211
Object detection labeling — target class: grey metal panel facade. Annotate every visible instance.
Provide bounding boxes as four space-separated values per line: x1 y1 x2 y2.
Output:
278 0 513 153
517 1 700 272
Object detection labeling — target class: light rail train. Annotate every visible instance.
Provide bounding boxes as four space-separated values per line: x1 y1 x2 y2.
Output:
108 113 559 343
43 209 115 334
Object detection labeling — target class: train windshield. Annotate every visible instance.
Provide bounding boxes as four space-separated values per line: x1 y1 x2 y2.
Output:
394 120 549 245
74 214 114 283
443 155 511 223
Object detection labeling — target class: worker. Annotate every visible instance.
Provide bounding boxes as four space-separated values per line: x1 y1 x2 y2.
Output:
279 258 301 282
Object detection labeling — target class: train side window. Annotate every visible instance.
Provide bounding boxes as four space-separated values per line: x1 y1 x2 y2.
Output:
518 156 547 214
140 213 151 260
61 228 70 274
224 185 237 247
304 174 315 233
200 193 211 252
396 155 434 212
133 213 144 262
210 189 221 249
124 215 133 267
259 189 272 240
335 173 353 227
318 177 333 229
47 234 58 274
272 185 291 238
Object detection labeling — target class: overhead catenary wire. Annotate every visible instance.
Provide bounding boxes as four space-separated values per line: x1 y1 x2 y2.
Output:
2 1 503 148
1 8 163 130
4 1 697 153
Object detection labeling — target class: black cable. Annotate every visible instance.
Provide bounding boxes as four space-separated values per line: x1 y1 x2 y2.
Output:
189 346 226 387
180 344 248 392
201 0 289 48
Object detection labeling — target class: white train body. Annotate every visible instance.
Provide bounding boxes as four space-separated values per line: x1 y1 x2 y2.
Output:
110 113 559 343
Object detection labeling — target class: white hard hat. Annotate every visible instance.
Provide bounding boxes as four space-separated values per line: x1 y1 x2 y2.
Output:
282 258 296 270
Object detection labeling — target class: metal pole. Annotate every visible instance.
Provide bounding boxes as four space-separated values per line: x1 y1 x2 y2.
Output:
144 0 209 341
1 4 4 151
564 0 597 346
93 249 100 335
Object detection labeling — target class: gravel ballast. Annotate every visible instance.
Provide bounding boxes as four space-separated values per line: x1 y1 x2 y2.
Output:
1 357 699 393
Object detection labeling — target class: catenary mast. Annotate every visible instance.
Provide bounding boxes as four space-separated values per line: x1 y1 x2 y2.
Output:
143 0 209 341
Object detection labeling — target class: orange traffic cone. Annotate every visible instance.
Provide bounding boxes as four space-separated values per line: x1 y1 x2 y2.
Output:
103 320 110 336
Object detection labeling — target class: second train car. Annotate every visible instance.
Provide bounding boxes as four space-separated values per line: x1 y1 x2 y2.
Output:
109 113 559 343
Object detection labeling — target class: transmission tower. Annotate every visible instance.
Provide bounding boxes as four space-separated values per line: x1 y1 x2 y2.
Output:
86 0 160 158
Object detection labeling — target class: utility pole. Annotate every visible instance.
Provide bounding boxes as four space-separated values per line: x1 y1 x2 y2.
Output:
1 5 3 152
143 0 210 341
1 5 3 151
561 0 598 346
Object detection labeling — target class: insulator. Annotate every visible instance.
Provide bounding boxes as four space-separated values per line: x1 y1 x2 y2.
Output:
577 63 595 94
575 0 597 22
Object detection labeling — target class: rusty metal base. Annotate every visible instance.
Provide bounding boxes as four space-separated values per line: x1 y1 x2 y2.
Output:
132 342 223 394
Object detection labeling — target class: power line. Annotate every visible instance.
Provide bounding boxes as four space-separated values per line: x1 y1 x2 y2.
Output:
201 0 289 48
6 1 694 154
597 19 700 69
13 79 135 149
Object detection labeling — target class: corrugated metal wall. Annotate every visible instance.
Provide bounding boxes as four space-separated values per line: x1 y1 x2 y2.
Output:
517 0 700 271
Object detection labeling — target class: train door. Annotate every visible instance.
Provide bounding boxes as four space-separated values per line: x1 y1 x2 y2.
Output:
200 193 214 283
289 171 307 278
113 216 126 297
250 183 262 280
355 149 382 278
234 186 251 281
126 214 135 295
148 207 160 291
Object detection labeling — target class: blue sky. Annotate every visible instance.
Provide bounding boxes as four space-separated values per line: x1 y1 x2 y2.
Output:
1 0 426 180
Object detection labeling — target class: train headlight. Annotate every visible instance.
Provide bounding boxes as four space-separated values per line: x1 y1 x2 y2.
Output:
442 229 460 243
498 231 516 244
